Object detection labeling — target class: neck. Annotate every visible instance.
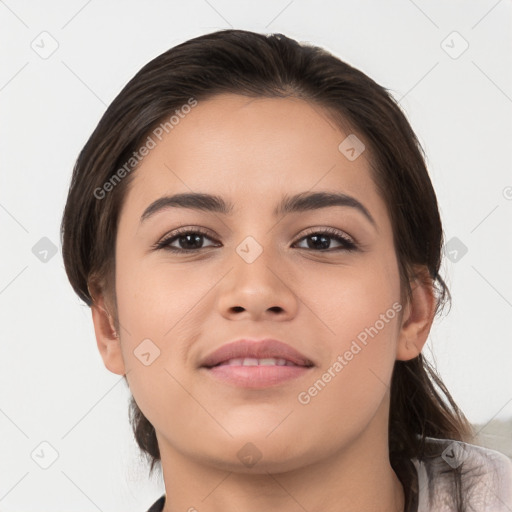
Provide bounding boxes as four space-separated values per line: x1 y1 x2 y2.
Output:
158 397 405 512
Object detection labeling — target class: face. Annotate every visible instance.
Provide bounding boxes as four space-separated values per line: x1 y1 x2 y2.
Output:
108 93 407 472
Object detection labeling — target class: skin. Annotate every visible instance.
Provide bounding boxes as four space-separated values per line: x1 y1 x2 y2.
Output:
92 93 435 512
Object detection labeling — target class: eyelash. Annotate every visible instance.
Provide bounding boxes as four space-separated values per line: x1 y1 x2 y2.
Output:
152 226 358 254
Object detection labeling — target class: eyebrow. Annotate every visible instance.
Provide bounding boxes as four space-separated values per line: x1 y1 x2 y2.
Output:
139 191 376 227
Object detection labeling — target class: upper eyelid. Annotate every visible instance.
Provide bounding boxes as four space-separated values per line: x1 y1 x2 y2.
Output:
298 226 355 243
159 225 353 238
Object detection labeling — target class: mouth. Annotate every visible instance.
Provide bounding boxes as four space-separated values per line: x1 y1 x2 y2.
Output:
199 338 315 388
206 357 309 368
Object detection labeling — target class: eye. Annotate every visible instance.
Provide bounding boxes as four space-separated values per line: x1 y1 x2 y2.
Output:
292 227 358 252
152 227 220 253
153 226 358 254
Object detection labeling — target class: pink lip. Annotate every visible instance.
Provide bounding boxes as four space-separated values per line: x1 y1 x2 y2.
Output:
205 364 312 388
199 338 315 389
199 338 314 368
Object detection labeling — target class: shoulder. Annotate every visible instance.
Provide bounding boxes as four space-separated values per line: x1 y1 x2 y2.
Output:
412 437 512 512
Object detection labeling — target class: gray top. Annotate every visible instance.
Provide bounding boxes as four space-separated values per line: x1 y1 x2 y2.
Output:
412 437 512 511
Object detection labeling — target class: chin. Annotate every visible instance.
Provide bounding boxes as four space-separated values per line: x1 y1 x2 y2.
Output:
197 436 318 475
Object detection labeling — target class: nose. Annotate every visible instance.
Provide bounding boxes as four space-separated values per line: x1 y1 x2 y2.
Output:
216 241 299 322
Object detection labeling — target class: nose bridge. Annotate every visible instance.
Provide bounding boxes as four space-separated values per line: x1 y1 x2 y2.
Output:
228 204 276 267
232 232 283 286
216 229 298 319
227 201 296 280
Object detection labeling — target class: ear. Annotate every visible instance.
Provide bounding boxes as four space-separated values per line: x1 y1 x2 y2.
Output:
396 268 437 361
90 287 126 375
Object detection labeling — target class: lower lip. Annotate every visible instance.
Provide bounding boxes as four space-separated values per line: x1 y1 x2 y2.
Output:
202 364 312 388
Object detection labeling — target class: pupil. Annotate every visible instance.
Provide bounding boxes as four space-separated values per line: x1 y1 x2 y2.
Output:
309 234 330 250
180 234 202 249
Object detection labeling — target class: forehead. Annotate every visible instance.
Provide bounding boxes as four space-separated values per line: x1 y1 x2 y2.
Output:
121 93 385 221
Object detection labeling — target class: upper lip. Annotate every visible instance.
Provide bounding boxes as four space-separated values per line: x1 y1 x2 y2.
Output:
199 338 315 368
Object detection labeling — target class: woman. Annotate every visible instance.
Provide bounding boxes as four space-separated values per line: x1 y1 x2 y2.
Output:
60 29 512 512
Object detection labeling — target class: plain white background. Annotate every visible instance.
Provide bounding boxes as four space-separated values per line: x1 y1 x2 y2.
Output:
1 1 511 510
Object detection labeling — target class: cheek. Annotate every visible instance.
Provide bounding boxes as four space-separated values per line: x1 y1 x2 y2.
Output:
114 254 216 392
116 254 206 334
304 247 401 344
113 256 211 431
301 252 402 403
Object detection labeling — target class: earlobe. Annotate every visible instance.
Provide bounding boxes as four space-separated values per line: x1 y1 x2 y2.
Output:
396 269 436 361
90 291 126 375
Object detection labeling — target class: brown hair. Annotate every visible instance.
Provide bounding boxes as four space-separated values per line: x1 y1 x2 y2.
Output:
60 29 475 510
